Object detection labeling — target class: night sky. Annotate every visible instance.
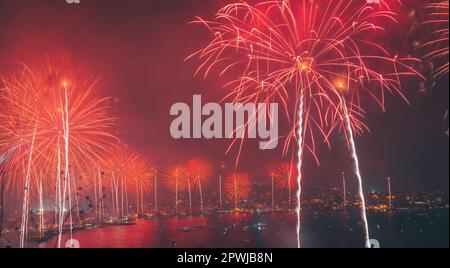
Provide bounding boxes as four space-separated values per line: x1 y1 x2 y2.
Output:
0 0 448 193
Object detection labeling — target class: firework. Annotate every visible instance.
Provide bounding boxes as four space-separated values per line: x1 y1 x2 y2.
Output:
0 61 116 247
420 1 449 79
342 172 347 208
186 158 213 214
189 0 421 248
164 165 187 214
271 162 298 210
387 176 393 212
224 172 251 210
154 168 158 214
126 155 154 217
342 98 370 247
0 63 117 187
127 156 156 216
103 144 153 219
111 146 131 218
271 163 298 190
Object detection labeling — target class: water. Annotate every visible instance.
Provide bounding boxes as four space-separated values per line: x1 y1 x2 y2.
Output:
37 209 449 248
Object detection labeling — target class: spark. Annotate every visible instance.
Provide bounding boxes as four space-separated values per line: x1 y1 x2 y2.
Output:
188 0 421 248
421 1 449 79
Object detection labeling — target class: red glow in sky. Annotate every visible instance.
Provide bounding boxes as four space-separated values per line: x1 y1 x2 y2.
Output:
0 0 447 193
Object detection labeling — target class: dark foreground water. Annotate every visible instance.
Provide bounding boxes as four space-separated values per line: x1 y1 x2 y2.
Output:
38 210 449 248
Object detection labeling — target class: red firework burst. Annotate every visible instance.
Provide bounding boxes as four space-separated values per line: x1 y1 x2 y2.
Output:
224 172 251 209
188 0 421 162
186 158 213 213
0 62 116 193
189 0 422 248
271 162 298 191
164 165 188 192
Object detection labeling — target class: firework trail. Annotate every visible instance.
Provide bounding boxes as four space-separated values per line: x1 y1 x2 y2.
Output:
187 175 193 215
189 0 421 247
342 172 347 208
154 168 158 214
271 162 298 210
104 147 130 220
19 119 37 248
165 165 187 215
37 175 45 239
69 167 82 226
387 176 393 212
127 157 154 217
219 174 223 208
140 163 154 216
342 99 370 248
103 144 153 219
103 154 122 220
270 172 274 209
62 79 71 244
296 92 304 248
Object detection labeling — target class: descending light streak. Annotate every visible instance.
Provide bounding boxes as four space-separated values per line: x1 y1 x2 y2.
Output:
67 166 73 243
19 120 38 248
388 177 392 212
135 175 140 215
198 175 204 214
175 175 178 215
296 90 305 249
38 177 45 239
56 139 62 248
342 172 347 208
71 168 81 226
343 100 371 248
140 181 144 216
187 178 192 215
288 161 292 211
154 169 158 213
271 173 275 210
234 174 238 210
99 168 104 223
219 174 223 209
111 171 118 220
58 82 71 248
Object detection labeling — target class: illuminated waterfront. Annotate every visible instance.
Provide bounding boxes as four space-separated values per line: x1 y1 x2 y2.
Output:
26 209 447 248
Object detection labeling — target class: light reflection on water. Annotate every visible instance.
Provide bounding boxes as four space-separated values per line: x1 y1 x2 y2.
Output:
38 210 449 248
